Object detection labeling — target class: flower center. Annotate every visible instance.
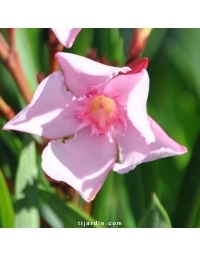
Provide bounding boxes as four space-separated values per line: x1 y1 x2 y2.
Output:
90 95 118 129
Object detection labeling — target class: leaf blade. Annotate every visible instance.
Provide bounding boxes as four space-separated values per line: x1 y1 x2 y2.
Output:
39 189 102 228
15 134 39 228
139 193 172 228
0 170 14 228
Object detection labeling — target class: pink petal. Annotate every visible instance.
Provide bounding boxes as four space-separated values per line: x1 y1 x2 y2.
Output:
103 69 144 105
104 69 155 144
114 117 187 174
3 72 81 139
42 127 117 202
56 52 131 98
143 116 187 162
52 28 81 48
126 69 155 144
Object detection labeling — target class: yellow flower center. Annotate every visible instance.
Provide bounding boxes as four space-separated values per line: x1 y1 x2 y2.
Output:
90 95 118 129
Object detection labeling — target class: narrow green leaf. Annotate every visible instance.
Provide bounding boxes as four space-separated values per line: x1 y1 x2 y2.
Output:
142 28 169 61
39 189 102 228
124 166 147 224
92 171 136 228
0 117 22 157
174 131 200 228
110 173 137 228
0 60 25 109
16 28 47 91
121 28 134 58
0 170 14 228
67 28 94 57
93 28 111 60
0 131 19 179
92 171 114 224
139 193 172 228
93 28 125 64
15 134 39 228
109 28 125 64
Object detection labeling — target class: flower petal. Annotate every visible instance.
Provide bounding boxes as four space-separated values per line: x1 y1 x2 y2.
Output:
143 116 187 162
56 52 131 98
52 28 81 48
126 69 155 144
114 117 187 174
42 127 117 202
104 69 155 144
3 71 81 139
103 69 144 105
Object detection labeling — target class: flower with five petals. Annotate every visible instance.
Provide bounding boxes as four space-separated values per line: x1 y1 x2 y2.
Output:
3 53 187 202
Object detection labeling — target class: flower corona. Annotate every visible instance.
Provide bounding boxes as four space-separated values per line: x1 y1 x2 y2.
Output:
89 95 118 130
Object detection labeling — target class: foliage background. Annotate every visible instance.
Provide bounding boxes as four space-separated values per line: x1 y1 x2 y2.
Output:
0 28 199 228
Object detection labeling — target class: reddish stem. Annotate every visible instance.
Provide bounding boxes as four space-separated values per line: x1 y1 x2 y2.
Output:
0 97 15 120
0 31 33 104
48 29 63 73
8 28 15 51
83 201 92 215
37 72 46 84
127 28 152 64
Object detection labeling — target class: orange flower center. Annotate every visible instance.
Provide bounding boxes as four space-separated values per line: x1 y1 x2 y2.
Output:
90 95 118 129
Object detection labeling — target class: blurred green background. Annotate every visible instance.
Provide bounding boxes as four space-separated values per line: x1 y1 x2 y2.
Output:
0 28 199 228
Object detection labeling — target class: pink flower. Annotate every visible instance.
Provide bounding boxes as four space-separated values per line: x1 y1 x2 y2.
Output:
52 28 81 48
3 53 187 202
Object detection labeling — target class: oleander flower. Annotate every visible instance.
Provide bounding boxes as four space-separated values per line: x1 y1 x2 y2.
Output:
3 53 187 202
52 28 81 48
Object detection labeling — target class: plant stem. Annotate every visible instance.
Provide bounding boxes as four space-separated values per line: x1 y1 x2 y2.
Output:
83 201 92 215
127 28 152 64
0 30 33 104
0 97 15 120
48 29 63 73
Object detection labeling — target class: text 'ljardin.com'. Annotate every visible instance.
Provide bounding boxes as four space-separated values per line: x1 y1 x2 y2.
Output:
78 221 122 227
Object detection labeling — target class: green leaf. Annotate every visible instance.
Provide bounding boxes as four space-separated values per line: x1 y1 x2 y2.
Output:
132 28 198 226
142 28 169 61
93 28 125 64
92 171 136 228
139 193 172 228
0 117 21 179
92 171 114 224
109 28 124 64
15 28 48 91
0 170 14 228
124 166 148 225
121 28 134 58
110 173 137 228
15 134 39 228
174 131 200 228
39 189 102 228
67 28 94 57
0 117 22 157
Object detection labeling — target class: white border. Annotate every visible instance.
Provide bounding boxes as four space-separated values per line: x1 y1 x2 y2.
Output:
1 228 200 255
0 1 199 28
